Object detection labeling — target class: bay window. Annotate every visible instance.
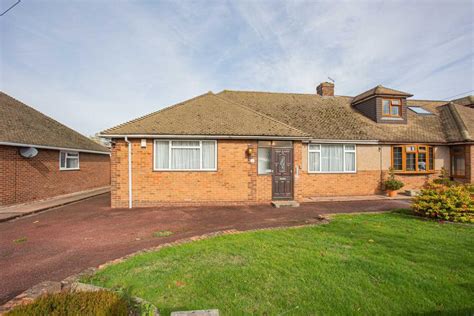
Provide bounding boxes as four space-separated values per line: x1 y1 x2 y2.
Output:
392 145 434 173
154 140 217 171
308 144 356 173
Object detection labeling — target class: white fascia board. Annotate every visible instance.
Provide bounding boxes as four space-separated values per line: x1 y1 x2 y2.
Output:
99 134 311 140
0 141 110 155
306 139 379 144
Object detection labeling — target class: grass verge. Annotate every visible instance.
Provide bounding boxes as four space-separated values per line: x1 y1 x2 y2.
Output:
85 212 474 315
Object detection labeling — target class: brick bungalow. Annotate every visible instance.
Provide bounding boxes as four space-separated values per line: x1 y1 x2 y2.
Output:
0 92 111 206
100 83 473 208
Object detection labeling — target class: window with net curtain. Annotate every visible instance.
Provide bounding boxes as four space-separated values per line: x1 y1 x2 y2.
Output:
154 140 216 170
308 144 356 172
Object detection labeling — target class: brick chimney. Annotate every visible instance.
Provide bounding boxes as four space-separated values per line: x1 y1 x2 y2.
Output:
316 82 334 96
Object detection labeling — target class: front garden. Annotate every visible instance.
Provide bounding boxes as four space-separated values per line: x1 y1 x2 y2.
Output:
81 211 474 315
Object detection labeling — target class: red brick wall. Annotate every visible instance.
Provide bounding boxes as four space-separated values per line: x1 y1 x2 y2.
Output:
111 139 447 208
0 145 110 206
111 139 270 208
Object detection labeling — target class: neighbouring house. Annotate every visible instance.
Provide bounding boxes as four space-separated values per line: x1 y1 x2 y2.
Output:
0 92 111 206
100 83 473 208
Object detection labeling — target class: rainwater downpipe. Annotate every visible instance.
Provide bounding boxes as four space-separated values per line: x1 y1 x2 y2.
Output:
125 136 132 209
379 145 383 190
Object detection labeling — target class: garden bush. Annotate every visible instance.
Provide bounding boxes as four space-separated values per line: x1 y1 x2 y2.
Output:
384 168 404 191
6 290 129 316
432 167 457 187
412 183 474 223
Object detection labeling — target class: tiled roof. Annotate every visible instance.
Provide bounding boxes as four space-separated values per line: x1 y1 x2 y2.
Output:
219 90 449 143
351 85 413 104
101 92 309 138
101 87 473 144
452 95 474 108
438 101 474 142
0 92 109 153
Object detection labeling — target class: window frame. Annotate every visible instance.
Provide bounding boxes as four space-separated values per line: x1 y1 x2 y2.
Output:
308 144 357 174
391 145 435 174
257 146 272 175
153 140 217 172
59 151 80 171
450 146 466 178
382 98 402 117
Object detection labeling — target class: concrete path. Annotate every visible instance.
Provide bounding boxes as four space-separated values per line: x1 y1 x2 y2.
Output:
0 193 410 304
304 194 412 202
0 187 110 222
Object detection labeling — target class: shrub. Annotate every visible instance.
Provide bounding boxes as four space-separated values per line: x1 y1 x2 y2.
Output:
432 167 456 187
412 183 474 223
384 168 404 191
6 291 128 316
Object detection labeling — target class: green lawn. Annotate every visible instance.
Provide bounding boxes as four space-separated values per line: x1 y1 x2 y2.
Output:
85 212 474 315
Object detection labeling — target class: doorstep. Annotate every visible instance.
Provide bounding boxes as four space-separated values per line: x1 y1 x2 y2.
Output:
0 186 110 223
271 200 300 208
303 194 412 203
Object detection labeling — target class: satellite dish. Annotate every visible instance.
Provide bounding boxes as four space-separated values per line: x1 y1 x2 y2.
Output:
19 147 38 158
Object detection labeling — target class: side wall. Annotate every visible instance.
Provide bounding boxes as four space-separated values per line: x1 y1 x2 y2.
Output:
0 145 110 206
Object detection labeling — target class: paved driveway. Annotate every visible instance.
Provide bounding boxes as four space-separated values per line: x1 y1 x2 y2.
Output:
0 193 410 304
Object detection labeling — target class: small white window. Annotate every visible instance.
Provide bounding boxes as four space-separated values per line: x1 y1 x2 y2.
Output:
154 140 217 171
60 151 79 170
308 144 356 173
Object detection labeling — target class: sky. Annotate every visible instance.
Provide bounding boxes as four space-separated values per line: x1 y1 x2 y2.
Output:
1 0 473 136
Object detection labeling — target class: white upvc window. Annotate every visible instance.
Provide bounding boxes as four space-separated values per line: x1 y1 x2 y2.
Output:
154 140 217 171
59 151 80 170
308 144 356 173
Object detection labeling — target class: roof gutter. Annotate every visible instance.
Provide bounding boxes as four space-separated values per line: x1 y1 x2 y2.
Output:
0 141 110 155
306 139 379 144
124 136 133 209
99 134 311 140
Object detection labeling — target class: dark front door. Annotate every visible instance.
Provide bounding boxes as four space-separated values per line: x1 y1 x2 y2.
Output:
272 148 293 200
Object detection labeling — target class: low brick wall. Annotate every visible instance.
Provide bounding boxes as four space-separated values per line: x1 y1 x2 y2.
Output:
0 145 110 206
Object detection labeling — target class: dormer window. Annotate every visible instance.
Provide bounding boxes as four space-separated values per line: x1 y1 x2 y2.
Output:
382 99 402 117
351 85 412 124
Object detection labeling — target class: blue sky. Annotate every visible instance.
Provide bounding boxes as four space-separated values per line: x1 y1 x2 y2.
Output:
1 0 473 136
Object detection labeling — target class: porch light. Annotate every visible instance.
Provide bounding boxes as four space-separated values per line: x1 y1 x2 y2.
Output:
246 147 254 156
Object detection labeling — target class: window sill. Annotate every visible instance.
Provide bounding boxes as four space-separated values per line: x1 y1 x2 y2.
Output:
153 169 217 172
307 171 357 174
381 117 403 120
60 168 80 171
393 171 435 175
